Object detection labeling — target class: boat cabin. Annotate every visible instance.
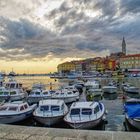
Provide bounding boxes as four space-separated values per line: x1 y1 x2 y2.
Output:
38 100 65 112
0 101 29 112
0 89 20 96
70 102 102 116
5 79 22 89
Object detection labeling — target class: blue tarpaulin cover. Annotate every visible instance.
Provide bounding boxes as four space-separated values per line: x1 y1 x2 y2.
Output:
124 104 140 118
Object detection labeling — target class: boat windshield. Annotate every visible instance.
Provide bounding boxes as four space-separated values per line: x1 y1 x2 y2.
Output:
40 106 49 111
4 92 9 95
82 108 92 115
42 92 48 95
67 92 72 95
70 108 80 115
51 105 59 111
94 105 100 114
10 83 16 88
35 92 40 95
0 106 8 111
8 106 18 111
10 91 17 95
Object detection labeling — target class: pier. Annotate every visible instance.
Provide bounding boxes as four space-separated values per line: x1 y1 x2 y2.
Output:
0 124 140 140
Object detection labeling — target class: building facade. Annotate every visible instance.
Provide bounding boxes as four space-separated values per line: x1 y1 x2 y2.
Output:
120 54 140 70
57 62 76 73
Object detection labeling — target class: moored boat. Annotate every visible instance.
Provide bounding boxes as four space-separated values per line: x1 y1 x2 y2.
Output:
33 99 68 126
0 101 36 124
0 78 27 101
64 101 105 129
27 89 55 104
124 99 140 130
52 89 79 103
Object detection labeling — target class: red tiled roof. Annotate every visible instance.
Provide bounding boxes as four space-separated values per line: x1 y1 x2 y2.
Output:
121 54 140 58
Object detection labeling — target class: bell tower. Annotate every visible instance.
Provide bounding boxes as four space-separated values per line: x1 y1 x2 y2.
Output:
122 37 126 55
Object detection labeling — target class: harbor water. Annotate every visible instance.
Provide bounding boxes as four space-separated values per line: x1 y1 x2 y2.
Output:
1 76 140 132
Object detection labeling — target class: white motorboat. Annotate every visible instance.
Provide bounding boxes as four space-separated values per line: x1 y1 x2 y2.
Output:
27 89 55 104
0 101 36 124
85 80 100 90
0 78 27 101
102 82 117 94
125 86 139 94
33 99 68 126
52 89 79 103
64 101 105 129
124 99 140 130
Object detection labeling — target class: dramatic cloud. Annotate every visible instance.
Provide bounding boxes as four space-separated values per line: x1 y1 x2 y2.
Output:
0 0 140 61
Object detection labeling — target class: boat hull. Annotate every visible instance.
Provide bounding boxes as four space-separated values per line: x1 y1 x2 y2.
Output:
0 93 26 101
103 88 117 94
52 96 78 103
126 115 140 130
0 109 34 124
27 96 51 104
65 116 103 129
34 115 64 126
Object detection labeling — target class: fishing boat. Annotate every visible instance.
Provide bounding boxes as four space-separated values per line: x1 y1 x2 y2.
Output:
0 101 36 124
52 89 79 103
124 99 140 130
0 78 27 101
64 101 105 129
33 99 68 126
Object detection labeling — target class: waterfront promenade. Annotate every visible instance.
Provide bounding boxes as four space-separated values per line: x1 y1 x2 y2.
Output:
0 124 140 140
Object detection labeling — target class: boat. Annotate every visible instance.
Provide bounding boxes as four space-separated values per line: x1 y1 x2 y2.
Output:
52 89 79 103
32 83 46 90
125 86 139 94
124 99 140 130
33 99 68 126
64 101 105 129
0 78 27 101
86 88 103 100
0 101 36 124
85 80 100 90
27 89 55 104
102 82 117 94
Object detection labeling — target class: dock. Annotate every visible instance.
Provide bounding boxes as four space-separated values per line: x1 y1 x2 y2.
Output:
0 124 140 140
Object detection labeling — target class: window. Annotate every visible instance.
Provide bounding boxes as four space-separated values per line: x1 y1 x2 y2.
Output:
0 107 7 111
61 104 64 110
51 105 59 111
42 92 48 95
8 106 18 111
40 106 49 111
4 92 9 95
20 106 24 111
35 92 40 95
94 106 100 114
10 84 15 88
67 92 72 95
24 104 28 109
82 108 92 115
70 108 80 115
10 91 16 95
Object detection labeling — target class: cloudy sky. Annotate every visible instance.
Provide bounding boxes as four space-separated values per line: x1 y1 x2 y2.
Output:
0 0 140 73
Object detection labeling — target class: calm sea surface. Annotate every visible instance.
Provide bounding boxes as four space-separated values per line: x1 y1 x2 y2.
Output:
3 76 140 132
